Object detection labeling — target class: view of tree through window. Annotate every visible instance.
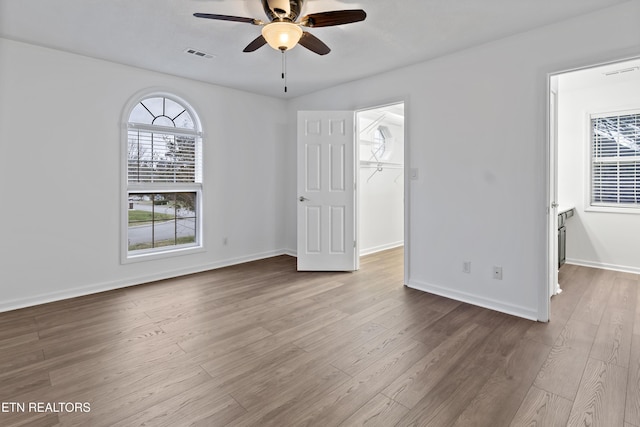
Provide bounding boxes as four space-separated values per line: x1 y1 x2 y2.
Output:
127 192 197 251
126 95 202 257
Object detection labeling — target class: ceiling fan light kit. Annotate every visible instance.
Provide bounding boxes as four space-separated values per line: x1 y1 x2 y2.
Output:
262 22 303 51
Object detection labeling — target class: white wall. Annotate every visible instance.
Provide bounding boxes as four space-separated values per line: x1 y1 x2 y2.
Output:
358 114 404 255
285 1 640 320
558 73 640 273
0 38 288 312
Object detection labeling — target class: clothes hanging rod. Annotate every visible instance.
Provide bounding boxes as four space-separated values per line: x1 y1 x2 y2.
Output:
360 165 403 170
359 160 404 167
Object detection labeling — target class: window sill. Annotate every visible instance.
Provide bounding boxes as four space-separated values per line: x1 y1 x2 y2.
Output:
121 244 205 264
585 205 640 215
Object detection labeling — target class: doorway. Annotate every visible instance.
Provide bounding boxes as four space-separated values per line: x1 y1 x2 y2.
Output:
547 57 640 318
356 103 405 264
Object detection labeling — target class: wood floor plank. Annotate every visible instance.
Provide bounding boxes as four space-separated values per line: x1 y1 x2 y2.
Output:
279 338 429 427
292 298 403 350
0 411 59 427
382 323 491 408
609 277 638 312
534 318 597 400
396 342 501 427
523 314 568 347
225 361 350 427
590 307 634 368
567 357 628 427
625 333 640 426
110 381 244 427
634 286 640 336
338 393 409 427
58 368 213 427
451 338 552 427
330 313 453 377
0 348 44 373
552 264 594 320
571 269 615 325
0 369 51 402
509 386 572 427
0 331 40 352
227 352 348 412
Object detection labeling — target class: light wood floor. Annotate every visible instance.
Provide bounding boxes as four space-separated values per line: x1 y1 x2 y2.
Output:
1 247 639 426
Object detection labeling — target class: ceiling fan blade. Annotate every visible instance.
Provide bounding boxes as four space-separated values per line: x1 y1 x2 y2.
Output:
243 35 267 52
300 9 366 27
298 32 331 55
193 13 262 25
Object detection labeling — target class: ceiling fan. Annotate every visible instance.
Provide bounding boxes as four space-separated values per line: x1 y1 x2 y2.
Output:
194 0 367 55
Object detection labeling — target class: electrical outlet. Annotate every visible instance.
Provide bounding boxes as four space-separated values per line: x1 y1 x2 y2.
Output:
492 266 503 280
463 261 471 274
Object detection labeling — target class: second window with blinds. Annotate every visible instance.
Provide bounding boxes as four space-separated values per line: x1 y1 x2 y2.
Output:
124 94 203 261
590 110 640 212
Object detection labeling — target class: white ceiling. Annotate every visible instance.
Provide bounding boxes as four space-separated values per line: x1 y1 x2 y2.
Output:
0 0 631 98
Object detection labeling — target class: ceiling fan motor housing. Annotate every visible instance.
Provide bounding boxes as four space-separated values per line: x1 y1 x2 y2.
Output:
262 0 305 22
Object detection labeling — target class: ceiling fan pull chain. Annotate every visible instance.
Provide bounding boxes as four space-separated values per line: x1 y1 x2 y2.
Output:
281 49 288 93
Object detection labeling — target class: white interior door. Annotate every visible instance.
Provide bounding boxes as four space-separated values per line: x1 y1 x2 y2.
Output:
297 111 357 271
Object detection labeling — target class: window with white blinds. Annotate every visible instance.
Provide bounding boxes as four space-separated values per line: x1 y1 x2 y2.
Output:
125 95 203 259
591 111 640 208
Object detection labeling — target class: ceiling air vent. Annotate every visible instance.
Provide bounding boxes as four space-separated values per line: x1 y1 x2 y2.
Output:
184 48 215 59
603 66 639 76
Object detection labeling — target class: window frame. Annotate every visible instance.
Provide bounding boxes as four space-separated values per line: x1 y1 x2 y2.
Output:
121 92 205 263
586 108 640 215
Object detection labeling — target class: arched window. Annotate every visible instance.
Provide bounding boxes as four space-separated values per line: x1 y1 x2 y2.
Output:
124 94 203 260
371 125 393 161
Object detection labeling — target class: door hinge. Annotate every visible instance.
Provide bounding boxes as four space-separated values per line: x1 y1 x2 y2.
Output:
354 240 357 248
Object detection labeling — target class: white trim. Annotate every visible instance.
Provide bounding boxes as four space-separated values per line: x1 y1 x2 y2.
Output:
128 122 202 138
359 241 404 256
0 249 289 314
585 205 640 215
407 279 539 321
590 108 640 119
566 258 640 275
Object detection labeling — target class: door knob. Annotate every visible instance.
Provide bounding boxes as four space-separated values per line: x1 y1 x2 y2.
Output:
299 196 309 202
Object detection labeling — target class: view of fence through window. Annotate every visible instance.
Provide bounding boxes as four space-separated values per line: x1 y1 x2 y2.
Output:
127 192 197 251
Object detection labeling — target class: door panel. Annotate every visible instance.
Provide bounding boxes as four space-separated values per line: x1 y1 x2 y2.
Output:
297 111 356 271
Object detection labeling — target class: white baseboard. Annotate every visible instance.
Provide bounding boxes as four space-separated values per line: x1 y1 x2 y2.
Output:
360 241 404 256
0 249 291 314
407 279 540 321
282 248 297 257
565 258 640 275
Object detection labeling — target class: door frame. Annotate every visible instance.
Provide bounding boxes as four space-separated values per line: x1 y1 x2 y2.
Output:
544 53 640 321
355 100 409 284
